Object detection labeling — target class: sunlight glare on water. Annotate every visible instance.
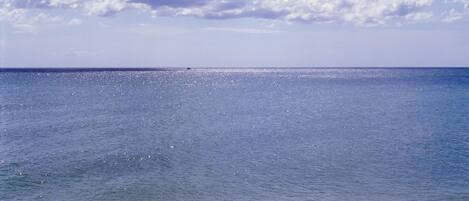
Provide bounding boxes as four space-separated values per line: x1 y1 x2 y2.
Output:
1 68 469 201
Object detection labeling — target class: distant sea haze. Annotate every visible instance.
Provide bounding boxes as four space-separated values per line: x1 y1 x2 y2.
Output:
1 68 469 201
1 67 469 73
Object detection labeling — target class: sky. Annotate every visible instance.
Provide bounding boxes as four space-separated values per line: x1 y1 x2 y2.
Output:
0 0 469 68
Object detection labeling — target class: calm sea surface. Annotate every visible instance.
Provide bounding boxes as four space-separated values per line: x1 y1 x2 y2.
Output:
1 68 469 201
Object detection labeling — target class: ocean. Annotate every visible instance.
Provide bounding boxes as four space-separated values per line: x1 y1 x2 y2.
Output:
1 68 469 201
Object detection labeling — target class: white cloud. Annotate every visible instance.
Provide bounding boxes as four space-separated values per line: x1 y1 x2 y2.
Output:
83 0 143 16
3 0 469 27
452 0 469 8
0 0 84 32
443 9 465 22
405 12 433 22
141 0 435 25
202 27 281 34
443 0 469 22
66 18 82 26
47 0 81 8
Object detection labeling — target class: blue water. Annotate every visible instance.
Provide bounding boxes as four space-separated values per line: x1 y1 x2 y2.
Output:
1 68 469 201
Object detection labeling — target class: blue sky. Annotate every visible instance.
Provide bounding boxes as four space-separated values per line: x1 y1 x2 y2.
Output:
1 0 469 67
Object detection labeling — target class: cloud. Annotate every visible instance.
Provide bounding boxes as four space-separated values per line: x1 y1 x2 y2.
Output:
131 0 211 8
83 0 130 16
3 0 468 27
202 27 281 34
141 0 435 25
0 1 83 33
443 0 469 22
452 0 469 8
66 18 82 26
140 0 436 25
443 9 465 22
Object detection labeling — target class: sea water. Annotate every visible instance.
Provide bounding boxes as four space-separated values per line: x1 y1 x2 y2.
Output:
1 68 469 201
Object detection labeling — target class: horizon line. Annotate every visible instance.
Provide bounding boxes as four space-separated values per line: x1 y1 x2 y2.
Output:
1 67 469 73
